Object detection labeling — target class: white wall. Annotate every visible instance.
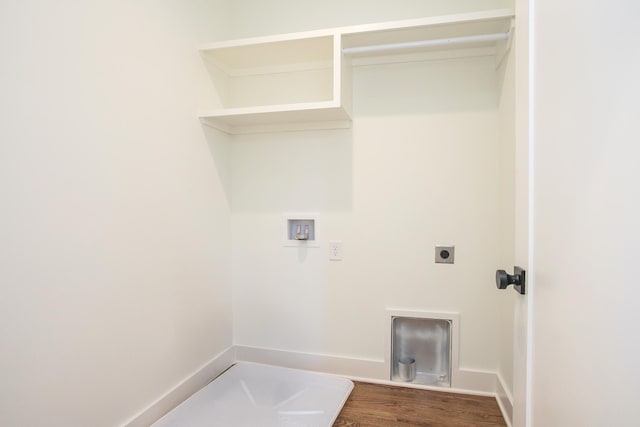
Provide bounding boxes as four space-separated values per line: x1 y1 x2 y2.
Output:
231 46 515 384
224 0 509 39
0 1 522 423
532 0 640 426
0 1 233 425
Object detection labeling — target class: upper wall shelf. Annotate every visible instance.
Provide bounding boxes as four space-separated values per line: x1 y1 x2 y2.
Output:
198 9 514 135
342 9 514 67
199 32 351 134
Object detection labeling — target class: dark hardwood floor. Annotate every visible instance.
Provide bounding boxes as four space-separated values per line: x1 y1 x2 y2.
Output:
334 381 506 427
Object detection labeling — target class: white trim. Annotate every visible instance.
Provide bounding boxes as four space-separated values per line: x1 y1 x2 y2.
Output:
235 344 498 394
526 0 535 424
454 367 499 393
198 100 342 117
333 32 343 114
235 345 386 379
121 346 235 427
496 372 514 427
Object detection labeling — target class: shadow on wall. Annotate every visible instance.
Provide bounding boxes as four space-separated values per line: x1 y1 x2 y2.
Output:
353 56 500 117
229 129 354 213
201 56 499 215
202 125 233 206
224 0 507 39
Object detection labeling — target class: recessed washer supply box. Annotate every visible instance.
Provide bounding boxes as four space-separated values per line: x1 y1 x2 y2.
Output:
283 213 320 247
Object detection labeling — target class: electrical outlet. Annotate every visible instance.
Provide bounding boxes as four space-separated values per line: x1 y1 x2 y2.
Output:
329 240 343 261
435 245 455 264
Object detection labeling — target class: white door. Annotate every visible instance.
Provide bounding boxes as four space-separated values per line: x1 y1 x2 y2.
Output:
528 1 640 426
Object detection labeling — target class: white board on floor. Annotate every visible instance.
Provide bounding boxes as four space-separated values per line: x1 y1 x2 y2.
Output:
152 362 354 427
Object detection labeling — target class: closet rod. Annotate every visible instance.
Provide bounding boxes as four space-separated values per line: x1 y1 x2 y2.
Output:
342 32 509 55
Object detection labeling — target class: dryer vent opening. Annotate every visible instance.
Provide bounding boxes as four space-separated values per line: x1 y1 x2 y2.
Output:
391 316 452 387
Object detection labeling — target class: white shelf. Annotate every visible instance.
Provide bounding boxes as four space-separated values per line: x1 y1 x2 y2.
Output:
200 35 335 73
198 9 514 135
199 101 351 135
342 9 513 55
199 32 349 134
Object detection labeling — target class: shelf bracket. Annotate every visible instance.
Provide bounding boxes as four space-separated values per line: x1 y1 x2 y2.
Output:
495 18 516 69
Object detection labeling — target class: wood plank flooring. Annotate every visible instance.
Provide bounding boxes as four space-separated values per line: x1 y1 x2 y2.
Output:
333 381 506 427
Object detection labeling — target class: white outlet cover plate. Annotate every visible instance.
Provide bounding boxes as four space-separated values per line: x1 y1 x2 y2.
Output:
329 240 343 260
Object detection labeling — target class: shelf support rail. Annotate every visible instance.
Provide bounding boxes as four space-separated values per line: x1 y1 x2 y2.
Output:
342 32 509 55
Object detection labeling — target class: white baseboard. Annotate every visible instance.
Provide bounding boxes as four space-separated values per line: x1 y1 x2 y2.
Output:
235 345 387 379
121 346 235 427
236 345 498 395
453 367 499 394
496 372 514 427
